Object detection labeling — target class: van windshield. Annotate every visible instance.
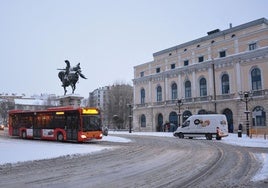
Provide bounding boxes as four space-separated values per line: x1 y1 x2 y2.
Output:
182 120 190 128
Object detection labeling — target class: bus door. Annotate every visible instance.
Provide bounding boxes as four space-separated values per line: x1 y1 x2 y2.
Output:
65 115 78 141
33 115 42 139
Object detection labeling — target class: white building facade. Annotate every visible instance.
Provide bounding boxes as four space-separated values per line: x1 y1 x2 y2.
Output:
133 18 268 134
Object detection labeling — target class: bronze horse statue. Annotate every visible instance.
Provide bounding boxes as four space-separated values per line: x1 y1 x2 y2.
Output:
58 60 87 95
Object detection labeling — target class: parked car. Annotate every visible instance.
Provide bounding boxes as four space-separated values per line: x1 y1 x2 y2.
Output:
102 126 109 136
0 124 4 130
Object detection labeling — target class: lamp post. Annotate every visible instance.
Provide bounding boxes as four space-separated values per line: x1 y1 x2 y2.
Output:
128 104 132 133
176 99 183 127
238 91 253 137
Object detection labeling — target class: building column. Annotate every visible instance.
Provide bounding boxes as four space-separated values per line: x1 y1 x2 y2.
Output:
165 76 168 101
236 61 242 92
208 66 213 96
192 71 196 97
178 74 182 98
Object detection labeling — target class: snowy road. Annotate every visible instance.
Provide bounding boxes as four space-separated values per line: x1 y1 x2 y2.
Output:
1 133 268 188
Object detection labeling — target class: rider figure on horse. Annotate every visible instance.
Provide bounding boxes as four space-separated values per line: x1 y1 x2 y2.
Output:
58 60 87 95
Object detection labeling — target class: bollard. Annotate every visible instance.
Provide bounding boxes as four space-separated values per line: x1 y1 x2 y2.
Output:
238 130 242 138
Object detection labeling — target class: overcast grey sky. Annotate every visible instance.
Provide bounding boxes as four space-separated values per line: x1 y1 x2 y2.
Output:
1 0 267 98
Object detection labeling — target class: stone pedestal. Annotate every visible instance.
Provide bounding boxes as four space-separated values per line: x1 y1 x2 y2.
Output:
57 94 83 107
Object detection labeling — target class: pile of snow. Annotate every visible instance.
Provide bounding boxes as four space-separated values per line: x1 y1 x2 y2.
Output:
0 136 130 165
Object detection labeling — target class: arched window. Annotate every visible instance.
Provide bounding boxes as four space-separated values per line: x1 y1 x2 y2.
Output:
157 114 163 132
223 108 234 133
185 81 191 98
182 110 192 122
141 114 146 127
171 83 177 100
156 86 162 102
222 74 230 94
253 106 266 126
251 68 262 90
140 88 145 104
198 109 207 114
199 78 207 96
169 111 178 132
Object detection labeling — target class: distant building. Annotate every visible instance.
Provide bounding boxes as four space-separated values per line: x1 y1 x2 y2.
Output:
14 94 58 110
89 86 110 126
133 18 268 133
0 93 58 111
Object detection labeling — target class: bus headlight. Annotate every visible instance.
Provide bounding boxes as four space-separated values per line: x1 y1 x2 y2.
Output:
81 135 87 139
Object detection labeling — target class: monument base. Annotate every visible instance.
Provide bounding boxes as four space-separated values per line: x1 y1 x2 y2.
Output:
57 94 84 107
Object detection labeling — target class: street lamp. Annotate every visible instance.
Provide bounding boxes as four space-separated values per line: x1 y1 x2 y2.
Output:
238 91 253 137
128 104 132 133
176 99 183 127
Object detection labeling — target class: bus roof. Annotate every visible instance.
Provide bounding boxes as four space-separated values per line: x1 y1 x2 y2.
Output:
8 106 100 114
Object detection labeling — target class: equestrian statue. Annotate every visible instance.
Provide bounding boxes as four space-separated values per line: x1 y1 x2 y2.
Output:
58 60 87 95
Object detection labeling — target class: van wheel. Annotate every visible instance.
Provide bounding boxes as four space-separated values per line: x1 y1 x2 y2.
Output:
178 133 184 139
22 131 27 139
205 133 212 140
57 133 64 141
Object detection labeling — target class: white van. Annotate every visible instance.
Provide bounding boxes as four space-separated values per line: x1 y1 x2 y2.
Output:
173 114 228 140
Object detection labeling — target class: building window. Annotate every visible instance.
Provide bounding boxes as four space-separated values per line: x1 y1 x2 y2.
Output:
184 60 189 66
198 56 204 62
171 83 177 100
171 64 175 69
222 74 230 94
251 68 262 90
199 78 207 96
156 67 160 73
185 81 191 98
249 43 257 51
252 106 266 126
140 71 144 77
141 114 146 127
156 86 162 102
140 88 145 104
219 50 226 58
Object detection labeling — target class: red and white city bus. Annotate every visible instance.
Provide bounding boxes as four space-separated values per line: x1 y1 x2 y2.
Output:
8 106 103 142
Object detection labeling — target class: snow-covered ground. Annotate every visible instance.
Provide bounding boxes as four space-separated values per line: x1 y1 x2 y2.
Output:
0 135 130 165
0 132 267 181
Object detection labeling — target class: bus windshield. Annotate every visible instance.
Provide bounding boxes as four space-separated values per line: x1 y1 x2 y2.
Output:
82 115 102 131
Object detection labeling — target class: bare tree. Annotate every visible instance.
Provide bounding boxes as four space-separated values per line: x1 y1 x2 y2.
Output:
0 100 15 125
107 82 133 129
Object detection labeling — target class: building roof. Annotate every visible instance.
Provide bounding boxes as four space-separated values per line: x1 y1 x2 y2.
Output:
14 99 46 106
153 17 268 57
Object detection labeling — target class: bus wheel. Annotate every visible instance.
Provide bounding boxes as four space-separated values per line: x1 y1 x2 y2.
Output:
22 131 27 139
216 136 222 140
178 133 184 139
57 133 64 141
205 133 212 140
